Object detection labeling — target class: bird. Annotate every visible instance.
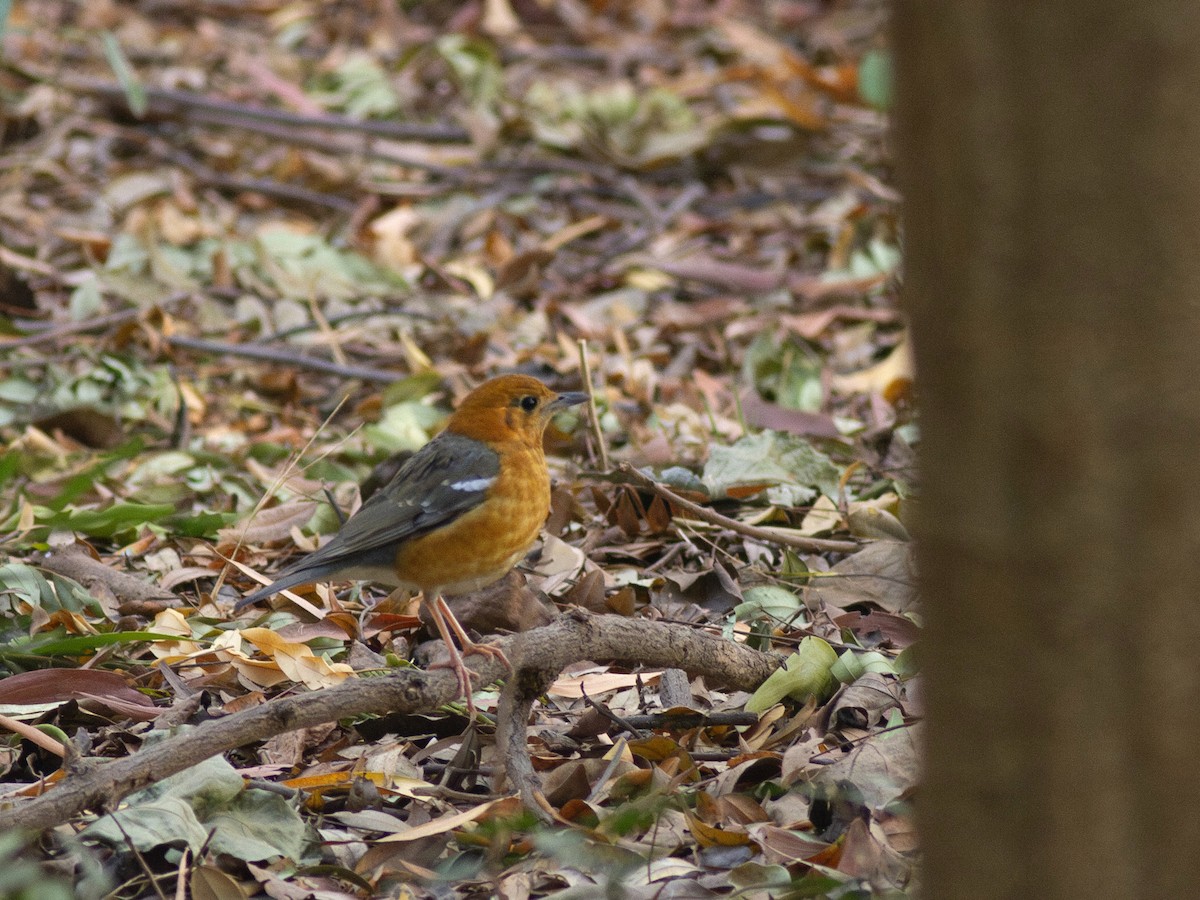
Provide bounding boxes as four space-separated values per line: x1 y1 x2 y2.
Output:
234 374 588 710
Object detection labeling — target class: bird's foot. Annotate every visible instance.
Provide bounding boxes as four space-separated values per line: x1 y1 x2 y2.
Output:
427 640 508 715
460 639 510 669
426 595 512 717
427 651 479 716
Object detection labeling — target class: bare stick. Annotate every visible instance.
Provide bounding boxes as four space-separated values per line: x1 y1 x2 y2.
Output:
165 335 398 383
63 75 471 144
0 613 779 832
617 463 860 554
577 340 609 471
0 293 189 352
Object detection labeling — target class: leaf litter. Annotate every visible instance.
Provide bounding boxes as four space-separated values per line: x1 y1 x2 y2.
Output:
0 0 916 896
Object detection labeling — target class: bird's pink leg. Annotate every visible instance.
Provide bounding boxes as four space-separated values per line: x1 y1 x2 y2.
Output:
434 595 510 669
424 594 478 714
424 596 512 716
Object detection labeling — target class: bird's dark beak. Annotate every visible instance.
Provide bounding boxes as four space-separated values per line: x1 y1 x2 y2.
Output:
550 391 589 410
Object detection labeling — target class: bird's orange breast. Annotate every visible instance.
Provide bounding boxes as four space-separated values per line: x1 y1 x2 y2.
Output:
391 443 551 595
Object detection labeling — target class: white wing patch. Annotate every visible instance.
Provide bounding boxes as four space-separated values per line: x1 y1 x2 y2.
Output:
448 477 495 492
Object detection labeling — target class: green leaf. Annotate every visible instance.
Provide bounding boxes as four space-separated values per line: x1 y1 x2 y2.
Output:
166 510 240 538
894 644 920 678
307 51 400 118
781 549 810 583
0 378 38 404
68 276 105 320
380 370 444 406
83 729 309 861
8 631 188 658
436 35 503 107
743 330 824 413
858 49 893 111
362 401 444 453
727 862 792 891
783 873 852 897
205 789 309 861
0 563 54 611
47 439 146 511
703 430 840 504
41 502 176 539
656 466 707 494
0 564 103 616
745 637 838 713
734 585 803 623
253 227 404 300
84 797 210 852
100 32 147 117
42 573 105 615
0 450 19 491
0 830 104 900
830 649 896 684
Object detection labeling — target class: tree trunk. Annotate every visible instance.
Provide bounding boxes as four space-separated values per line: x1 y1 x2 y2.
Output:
894 4 1200 897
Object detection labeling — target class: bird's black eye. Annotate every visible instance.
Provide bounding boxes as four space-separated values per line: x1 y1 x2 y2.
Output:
519 395 539 412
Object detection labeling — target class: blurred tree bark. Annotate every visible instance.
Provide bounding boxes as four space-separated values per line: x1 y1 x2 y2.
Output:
894 4 1200 898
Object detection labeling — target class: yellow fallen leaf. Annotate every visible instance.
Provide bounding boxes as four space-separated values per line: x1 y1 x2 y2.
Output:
800 495 842 535
281 771 428 799
146 608 205 662
240 627 354 689
686 810 753 848
847 504 911 541
442 260 493 300
625 267 674 291
212 630 291 688
369 204 421 271
377 796 512 843
832 332 914 403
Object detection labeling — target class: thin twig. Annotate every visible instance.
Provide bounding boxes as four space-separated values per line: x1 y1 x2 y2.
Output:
62 75 472 144
114 818 168 900
580 688 647 739
584 735 631 804
577 339 609 471
149 111 471 177
165 335 399 383
616 463 860 554
155 144 357 212
0 292 189 352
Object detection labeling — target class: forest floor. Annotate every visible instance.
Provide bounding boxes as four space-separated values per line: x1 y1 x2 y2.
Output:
0 1 917 897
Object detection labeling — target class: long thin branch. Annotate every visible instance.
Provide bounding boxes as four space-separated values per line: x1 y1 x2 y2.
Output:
165 335 399 383
0 613 778 832
0 293 190 352
0 307 404 382
63 75 472 145
616 463 861 554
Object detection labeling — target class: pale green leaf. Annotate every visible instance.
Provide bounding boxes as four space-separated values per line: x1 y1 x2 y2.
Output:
735 585 804 623
831 649 897 684
703 430 840 501
745 637 838 713
858 49 893 111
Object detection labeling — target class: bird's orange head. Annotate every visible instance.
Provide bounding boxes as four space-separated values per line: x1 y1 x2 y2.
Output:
444 375 588 447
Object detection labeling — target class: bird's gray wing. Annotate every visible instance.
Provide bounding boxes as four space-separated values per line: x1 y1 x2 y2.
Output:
236 432 499 608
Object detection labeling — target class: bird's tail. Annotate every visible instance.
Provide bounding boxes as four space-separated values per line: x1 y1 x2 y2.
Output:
232 566 330 613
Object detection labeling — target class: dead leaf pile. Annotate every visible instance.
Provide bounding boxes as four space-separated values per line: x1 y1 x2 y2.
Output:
0 0 917 896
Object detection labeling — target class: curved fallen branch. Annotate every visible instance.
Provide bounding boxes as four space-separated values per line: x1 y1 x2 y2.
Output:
0 612 779 833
